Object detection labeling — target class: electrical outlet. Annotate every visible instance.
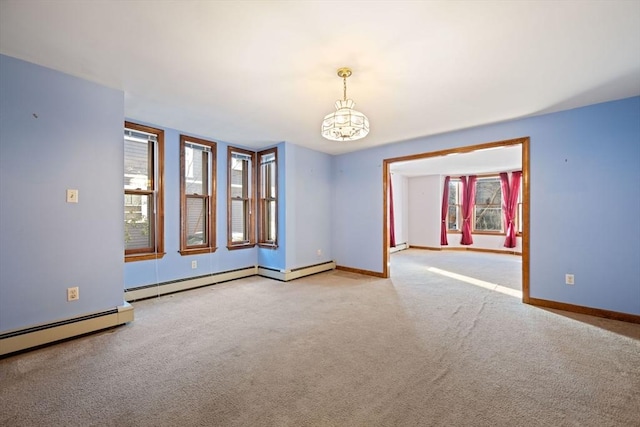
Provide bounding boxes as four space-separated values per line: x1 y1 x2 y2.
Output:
67 287 79 301
317 249 322 257
191 260 197 269
565 274 575 285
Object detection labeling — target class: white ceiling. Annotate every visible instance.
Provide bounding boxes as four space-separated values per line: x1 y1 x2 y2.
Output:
1 1 639 156
391 144 521 177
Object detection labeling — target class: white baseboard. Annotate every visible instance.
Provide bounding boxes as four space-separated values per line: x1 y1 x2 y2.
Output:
0 303 133 357
258 261 336 281
125 266 258 301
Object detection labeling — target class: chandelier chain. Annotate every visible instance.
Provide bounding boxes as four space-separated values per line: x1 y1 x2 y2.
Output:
343 76 347 101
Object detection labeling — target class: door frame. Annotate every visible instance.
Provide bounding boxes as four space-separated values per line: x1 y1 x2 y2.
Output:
382 136 530 303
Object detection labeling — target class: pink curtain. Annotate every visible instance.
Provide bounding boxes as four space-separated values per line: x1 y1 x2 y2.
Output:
501 171 522 248
441 176 450 245
460 175 477 245
389 173 396 248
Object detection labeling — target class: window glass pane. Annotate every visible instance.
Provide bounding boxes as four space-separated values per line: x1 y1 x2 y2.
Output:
447 180 459 231
518 203 523 233
186 197 207 246
448 181 458 206
124 194 153 250
261 199 276 242
260 152 276 164
475 207 502 231
448 205 458 230
231 157 247 198
268 162 276 198
185 146 206 195
261 153 276 198
474 178 502 231
231 199 247 242
475 179 501 206
267 200 276 241
124 137 151 190
517 184 523 233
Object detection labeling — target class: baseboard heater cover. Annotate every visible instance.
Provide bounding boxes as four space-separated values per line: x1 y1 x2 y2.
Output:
390 242 408 253
125 266 258 301
0 303 134 357
258 261 336 281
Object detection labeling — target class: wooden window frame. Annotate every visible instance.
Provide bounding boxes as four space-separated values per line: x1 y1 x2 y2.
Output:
227 146 256 250
124 121 165 262
257 147 278 248
472 175 505 235
179 135 217 255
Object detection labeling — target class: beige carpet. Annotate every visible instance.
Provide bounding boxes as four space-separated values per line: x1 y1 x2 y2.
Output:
1 250 639 426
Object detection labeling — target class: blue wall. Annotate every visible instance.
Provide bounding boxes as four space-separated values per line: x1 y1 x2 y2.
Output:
333 96 640 315
0 55 125 331
284 143 333 270
1 53 637 335
0 56 299 333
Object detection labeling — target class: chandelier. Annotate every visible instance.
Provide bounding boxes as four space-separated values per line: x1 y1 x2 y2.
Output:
321 67 370 141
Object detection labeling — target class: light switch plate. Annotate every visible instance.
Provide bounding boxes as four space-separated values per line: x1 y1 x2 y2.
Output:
66 189 78 203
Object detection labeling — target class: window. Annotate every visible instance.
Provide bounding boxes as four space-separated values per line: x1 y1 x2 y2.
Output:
517 182 523 235
227 147 256 249
473 177 503 233
446 173 521 237
257 148 277 247
447 178 462 231
180 135 216 255
124 122 164 262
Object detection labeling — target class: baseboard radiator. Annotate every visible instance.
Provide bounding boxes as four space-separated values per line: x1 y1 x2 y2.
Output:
125 266 258 301
0 303 134 357
390 242 408 253
125 263 336 300
2 262 337 356
258 261 336 281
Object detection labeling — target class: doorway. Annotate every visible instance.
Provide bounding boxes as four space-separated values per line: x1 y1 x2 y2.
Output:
382 137 530 303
